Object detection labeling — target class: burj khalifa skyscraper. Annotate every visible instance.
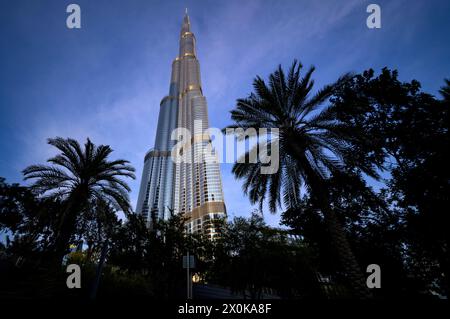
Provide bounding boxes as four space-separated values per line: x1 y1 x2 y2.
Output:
136 11 226 239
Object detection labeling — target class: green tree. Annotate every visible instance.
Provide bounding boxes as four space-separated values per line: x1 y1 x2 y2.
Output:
212 214 321 298
0 177 63 259
225 61 379 298
79 199 121 263
282 173 412 297
108 212 197 298
330 69 449 296
22 137 135 264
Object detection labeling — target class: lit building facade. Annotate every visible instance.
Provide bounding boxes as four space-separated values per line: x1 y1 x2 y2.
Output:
136 11 226 239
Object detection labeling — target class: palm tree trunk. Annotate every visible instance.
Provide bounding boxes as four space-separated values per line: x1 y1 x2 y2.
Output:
53 189 85 265
90 239 109 300
289 145 372 298
53 208 78 264
321 205 372 299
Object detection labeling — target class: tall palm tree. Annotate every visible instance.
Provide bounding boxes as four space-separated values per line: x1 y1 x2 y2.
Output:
225 61 378 298
23 137 135 263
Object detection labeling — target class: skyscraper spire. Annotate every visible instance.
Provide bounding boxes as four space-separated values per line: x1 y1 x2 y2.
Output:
136 12 226 239
181 8 191 34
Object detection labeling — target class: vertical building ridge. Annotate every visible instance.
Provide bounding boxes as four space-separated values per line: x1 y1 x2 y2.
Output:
136 11 226 238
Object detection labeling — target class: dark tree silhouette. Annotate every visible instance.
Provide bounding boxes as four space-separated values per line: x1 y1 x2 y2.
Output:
22 137 135 264
330 69 450 297
212 214 322 299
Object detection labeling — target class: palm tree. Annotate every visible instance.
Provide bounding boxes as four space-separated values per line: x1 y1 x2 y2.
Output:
225 61 379 298
23 137 135 263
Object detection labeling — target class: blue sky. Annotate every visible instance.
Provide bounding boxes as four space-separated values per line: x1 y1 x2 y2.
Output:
1 0 449 227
